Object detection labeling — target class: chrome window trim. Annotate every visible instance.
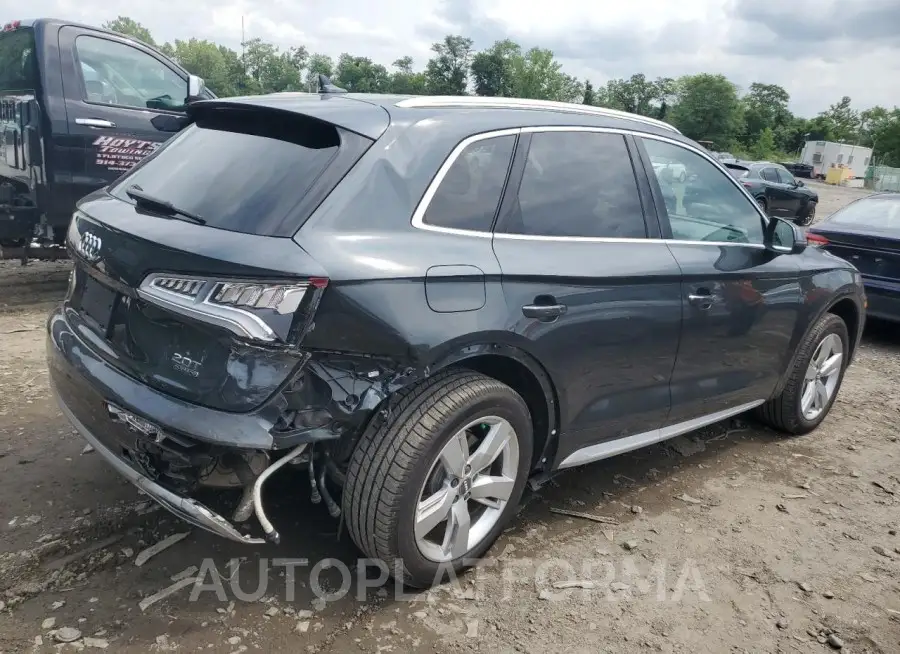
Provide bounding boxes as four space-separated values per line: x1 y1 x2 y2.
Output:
410 125 770 249
395 96 681 134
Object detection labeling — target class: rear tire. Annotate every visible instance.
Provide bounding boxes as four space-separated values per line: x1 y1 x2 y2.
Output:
343 369 533 588
756 313 849 435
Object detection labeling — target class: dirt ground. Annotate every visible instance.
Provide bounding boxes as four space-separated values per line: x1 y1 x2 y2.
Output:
1 182 898 654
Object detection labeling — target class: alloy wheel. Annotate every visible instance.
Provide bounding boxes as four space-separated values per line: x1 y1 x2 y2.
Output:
800 333 843 421
415 416 519 562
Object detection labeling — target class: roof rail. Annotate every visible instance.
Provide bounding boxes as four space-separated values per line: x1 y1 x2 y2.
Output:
394 96 681 134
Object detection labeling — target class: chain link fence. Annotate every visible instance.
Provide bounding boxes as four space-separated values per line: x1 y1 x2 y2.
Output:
867 165 900 192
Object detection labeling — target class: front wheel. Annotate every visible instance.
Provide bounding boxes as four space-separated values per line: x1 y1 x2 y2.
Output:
756 312 849 434
343 370 533 588
796 201 816 226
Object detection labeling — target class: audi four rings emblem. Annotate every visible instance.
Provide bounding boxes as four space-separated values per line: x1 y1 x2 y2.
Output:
77 232 102 262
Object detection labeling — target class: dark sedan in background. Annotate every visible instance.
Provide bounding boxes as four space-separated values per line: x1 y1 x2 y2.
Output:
808 192 900 322
725 162 820 226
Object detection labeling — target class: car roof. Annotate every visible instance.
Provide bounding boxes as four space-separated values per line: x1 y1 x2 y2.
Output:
196 92 693 147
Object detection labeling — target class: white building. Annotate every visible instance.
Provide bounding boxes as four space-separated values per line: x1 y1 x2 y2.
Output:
799 140 873 179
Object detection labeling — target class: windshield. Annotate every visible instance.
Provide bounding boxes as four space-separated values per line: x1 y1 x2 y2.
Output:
826 197 900 231
108 109 372 237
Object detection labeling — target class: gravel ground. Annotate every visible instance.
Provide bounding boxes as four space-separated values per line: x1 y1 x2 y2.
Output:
0 183 898 654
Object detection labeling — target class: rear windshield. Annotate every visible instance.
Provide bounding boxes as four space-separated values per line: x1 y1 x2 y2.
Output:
0 28 37 91
726 166 749 179
108 108 371 237
827 197 900 231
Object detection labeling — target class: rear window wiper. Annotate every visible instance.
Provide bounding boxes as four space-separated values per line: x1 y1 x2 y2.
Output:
125 185 206 225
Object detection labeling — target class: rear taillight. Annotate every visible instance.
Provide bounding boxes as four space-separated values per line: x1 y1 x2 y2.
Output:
138 273 327 343
806 233 829 248
742 182 753 189
3 20 21 31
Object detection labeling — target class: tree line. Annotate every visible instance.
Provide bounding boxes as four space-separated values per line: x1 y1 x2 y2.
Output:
107 16 900 167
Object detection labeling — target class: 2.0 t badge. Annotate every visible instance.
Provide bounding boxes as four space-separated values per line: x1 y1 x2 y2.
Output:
171 352 203 377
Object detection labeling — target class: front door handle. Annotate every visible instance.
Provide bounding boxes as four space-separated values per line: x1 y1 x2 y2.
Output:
75 118 116 129
688 289 714 309
522 303 567 321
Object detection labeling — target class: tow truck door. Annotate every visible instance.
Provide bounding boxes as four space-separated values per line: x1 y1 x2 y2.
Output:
57 25 194 200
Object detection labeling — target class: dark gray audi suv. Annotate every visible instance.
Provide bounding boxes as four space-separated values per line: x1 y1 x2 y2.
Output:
48 87 866 588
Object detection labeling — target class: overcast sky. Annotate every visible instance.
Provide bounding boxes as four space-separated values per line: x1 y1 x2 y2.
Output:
15 0 900 116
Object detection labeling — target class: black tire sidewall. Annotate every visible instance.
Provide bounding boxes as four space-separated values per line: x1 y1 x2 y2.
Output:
393 389 533 586
790 315 849 431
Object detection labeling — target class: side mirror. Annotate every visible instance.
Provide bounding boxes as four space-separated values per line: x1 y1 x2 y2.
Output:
186 74 206 104
797 180 805 187
765 217 807 255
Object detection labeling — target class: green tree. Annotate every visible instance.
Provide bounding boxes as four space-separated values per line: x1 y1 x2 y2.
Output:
425 35 473 95
304 53 335 91
389 57 427 94
240 38 303 94
669 73 743 146
510 47 582 103
470 39 521 97
742 82 792 146
335 54 390 92
601 74 672 117
166 39 248 97
751 127 777 159
582 80 595 106
102 16 155 46
870 108 900 166
820 96 860 142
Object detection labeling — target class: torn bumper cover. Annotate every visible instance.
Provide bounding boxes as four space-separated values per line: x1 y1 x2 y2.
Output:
54 394 265 544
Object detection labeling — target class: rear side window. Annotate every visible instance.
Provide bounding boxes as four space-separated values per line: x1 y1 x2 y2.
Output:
0 28 37 91
108 109 372 237
423 135 516 232
502 131 646 238
760 168 778 182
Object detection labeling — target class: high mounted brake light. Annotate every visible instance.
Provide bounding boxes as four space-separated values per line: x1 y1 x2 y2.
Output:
139 273 326 342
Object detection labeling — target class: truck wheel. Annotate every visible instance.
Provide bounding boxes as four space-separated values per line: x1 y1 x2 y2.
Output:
343 369 533 588
796 201 816 226
756 313 848 435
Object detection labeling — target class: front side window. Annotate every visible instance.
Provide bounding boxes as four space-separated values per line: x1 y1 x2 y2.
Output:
75 36 187 111
642 137 765 245
503 131 646 238
422 135 516 232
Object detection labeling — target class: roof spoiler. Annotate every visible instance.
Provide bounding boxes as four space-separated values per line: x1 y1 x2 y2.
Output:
318 75 347 95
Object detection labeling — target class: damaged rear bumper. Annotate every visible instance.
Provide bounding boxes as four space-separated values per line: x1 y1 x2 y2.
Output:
53 391 265 544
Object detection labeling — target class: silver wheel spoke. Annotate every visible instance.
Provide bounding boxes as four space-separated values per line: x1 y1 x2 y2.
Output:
470 474 514 506
814 380 828 411
442 501 471 559
439 432 469 477
415 487 455 539
467 420 512 474
800 381 816 414
819 352 842 378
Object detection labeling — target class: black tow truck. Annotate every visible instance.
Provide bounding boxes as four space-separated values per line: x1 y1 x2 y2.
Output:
0 18 213 261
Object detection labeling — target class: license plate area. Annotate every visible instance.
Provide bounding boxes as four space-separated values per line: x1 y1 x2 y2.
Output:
79 275 118 333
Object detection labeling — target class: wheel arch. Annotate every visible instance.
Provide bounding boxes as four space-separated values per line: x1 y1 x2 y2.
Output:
430 343 561 475
772 292 863 397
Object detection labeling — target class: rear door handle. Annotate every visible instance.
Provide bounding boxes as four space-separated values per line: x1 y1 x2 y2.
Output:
75 118 116 129
522 304 567 321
